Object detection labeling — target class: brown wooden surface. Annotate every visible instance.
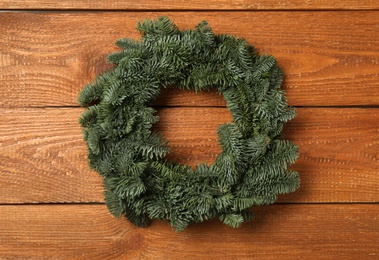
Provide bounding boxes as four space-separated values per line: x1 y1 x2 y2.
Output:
1 12 379 107
0 3 378 259
0 204 378 259
1 0 379 10
1 107 378 204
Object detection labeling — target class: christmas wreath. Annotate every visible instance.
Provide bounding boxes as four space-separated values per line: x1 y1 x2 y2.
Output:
78 17 299 231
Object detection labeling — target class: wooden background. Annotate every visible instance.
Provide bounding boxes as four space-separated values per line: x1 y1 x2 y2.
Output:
1 1 378 259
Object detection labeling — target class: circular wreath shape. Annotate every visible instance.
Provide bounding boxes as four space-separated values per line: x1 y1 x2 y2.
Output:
78 17 300 231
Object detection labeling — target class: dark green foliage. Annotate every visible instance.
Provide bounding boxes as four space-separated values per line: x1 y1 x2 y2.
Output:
78 17 300 231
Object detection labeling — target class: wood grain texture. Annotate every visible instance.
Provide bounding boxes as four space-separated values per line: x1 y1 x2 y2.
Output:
0 108 104 203
1 107 378 204
0 204 378 259
0 1 378 258
0 0 379 10
1 11 379 107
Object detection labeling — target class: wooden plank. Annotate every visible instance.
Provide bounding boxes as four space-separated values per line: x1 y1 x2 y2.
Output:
0 204 378 259
0 107 378 203
0 108 104 203
281 108 379 203
0 0 378 10
1 12 379 107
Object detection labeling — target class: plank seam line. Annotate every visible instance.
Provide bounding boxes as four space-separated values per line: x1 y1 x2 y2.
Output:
0 202 105 206
0 202 377 206
294 105 379 109
1 105 379 109
1 9 379 13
